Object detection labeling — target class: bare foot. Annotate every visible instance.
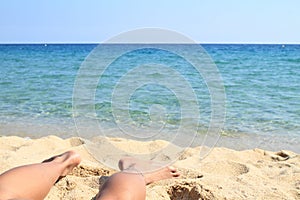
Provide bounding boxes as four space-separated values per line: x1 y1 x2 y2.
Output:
144 165 180 184
118 157 180 185
43 150 81 177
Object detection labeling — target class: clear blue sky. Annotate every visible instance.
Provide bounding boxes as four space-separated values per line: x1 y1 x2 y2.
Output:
1 0 299 43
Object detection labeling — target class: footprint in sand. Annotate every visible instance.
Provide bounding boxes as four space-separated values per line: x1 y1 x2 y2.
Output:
67 137 85 147
201 161 249 177
270 150 293 161
167 180 215 200
178 168 204 179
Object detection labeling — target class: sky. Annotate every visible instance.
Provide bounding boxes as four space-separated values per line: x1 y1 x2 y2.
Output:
0 0 299 44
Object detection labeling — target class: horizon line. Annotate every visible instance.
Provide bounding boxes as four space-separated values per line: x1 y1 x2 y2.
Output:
0 42 300 45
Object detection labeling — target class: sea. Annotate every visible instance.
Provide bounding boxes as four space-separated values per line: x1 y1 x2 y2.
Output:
0 44 299 152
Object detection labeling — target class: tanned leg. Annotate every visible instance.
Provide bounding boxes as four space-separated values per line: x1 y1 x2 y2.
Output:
0 151 81 200
96 157 180 200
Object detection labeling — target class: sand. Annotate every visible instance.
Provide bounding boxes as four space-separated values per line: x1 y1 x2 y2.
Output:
0 135 299 200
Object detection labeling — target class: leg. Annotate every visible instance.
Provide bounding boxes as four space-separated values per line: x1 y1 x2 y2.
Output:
96 157 180 200
97 172 147 200
0 151 81 200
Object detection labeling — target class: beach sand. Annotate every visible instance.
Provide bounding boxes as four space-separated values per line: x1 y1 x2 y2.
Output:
0 135 299 200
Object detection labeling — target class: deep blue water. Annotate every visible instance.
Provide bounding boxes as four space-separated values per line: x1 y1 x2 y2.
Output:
0 44 299 152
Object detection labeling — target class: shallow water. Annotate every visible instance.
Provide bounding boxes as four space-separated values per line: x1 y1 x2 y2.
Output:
0 44 299 152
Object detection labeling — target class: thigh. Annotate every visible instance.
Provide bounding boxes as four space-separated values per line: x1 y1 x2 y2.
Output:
97 172 146 200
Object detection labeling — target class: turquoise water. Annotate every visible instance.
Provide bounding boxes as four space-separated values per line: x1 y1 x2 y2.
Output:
0 44 299 152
